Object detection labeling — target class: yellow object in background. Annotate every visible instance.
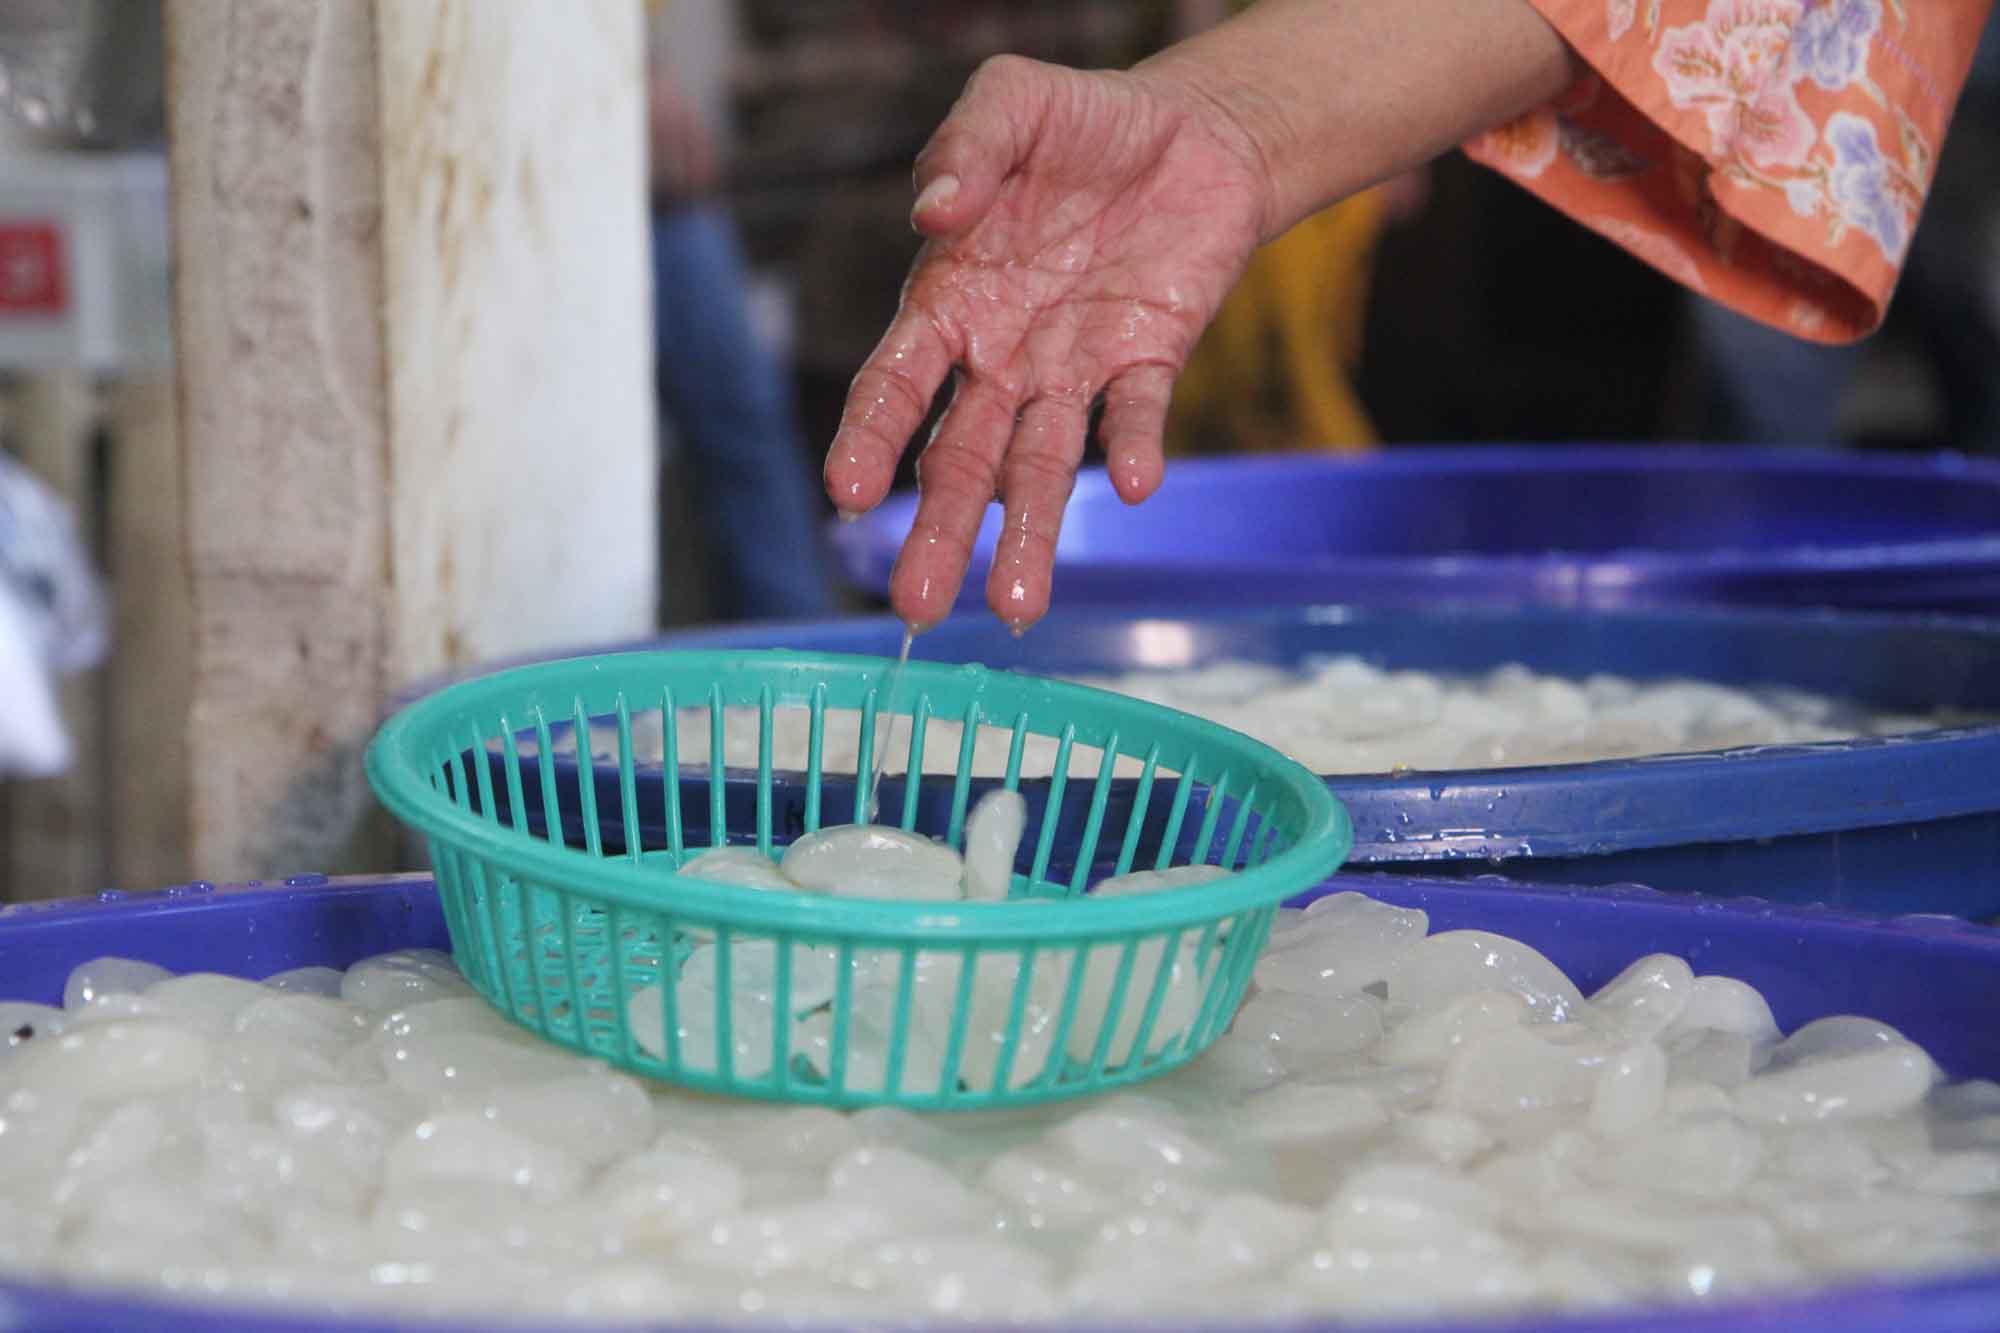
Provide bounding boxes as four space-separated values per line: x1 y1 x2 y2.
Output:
1166 188 1386 456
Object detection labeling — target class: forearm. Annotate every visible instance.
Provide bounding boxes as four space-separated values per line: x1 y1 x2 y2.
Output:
1136 0 1578 242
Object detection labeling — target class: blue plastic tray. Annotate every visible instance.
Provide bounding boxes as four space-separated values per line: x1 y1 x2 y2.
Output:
829 447 2000 614
396 605 2000 918
3 874 1998 1333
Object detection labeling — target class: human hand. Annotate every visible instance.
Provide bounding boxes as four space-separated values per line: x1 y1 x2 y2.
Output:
825 0 1576 632
822 55 1273 631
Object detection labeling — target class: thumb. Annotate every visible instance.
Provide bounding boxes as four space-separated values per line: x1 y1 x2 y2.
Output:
910 54 1049 235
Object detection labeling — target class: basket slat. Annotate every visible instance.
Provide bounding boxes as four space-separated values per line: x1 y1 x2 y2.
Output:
367 649 1351 1108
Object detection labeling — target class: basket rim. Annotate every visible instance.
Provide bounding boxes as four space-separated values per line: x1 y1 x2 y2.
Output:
365 648 1355 941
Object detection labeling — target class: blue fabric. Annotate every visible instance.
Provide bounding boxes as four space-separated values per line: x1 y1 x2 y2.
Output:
1691 297 1865 447
653 206 835 620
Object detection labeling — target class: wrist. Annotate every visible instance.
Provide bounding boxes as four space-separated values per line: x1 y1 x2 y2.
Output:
1133 0 1578 242
1130 53 1293 245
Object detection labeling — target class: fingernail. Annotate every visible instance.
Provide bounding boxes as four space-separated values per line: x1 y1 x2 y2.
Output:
912 174 959 222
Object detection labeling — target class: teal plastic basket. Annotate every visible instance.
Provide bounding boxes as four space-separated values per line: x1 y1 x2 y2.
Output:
365 650 1353 1109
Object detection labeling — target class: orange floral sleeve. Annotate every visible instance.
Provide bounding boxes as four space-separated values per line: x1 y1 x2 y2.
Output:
1464 0 1994 342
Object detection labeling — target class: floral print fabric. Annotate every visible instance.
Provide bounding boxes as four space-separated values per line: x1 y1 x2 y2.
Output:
1465 0 1993 341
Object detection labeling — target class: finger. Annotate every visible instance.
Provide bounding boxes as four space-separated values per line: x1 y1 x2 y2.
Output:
910 54 1047 236
824 306 954 517
889 383 1019 630
1097 364 1175 504
988 395 1090 631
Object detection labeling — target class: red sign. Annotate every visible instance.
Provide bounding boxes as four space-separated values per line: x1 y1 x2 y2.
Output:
0 222 67 315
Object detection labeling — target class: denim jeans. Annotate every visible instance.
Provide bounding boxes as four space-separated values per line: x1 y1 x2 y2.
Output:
1692 298 1866 448
653 205 836 620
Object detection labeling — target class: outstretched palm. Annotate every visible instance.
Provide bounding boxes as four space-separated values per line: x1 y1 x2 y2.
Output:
824 56 1271 630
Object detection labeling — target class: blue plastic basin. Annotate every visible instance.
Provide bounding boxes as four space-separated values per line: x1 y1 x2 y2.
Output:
399 605 2000 918
2 874 1997 1333
828 447 2000 614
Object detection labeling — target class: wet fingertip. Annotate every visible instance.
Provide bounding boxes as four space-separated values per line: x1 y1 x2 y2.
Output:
994 588 1045 637
824 465 880 514
890 573 948 636
990 585 1046 636
1110 460 1162 505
